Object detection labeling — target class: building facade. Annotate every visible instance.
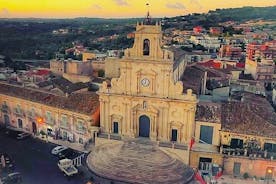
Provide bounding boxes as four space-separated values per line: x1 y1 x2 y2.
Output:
98 22 197 145
245 41 276 81
0 82 100 145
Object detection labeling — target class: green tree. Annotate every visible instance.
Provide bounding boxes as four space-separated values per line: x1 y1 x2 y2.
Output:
98 69 105 77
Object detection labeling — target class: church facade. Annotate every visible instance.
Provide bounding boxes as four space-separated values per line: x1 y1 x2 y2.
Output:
98 21 197 144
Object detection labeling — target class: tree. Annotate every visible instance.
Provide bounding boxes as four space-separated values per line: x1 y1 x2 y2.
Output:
3 56 26 71
98 69 105 77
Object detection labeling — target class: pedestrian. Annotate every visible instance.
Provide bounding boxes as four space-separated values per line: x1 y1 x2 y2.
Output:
1 154 5 169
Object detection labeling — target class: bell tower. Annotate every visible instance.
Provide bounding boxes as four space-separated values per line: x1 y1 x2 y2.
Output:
124 13 173 61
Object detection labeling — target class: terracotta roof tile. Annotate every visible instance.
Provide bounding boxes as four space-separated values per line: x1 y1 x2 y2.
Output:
0 83 99 115
196 93 276 138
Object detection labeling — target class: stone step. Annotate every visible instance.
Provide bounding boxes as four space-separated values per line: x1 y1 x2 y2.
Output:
87 140 194 184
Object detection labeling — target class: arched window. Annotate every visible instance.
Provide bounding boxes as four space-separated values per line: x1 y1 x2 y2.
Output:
143 39 150 56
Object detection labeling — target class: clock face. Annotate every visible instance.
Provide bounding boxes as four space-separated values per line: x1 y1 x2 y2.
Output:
141 78 150 87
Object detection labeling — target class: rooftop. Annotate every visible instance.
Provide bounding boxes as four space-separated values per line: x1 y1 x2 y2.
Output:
27 69 50 76
197 92 276 138
51 77 88 94
196 102 221 123
182 65 205 95
0 82 99 115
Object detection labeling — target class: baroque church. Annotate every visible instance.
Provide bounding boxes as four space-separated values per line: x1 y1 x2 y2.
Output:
98 18 197 145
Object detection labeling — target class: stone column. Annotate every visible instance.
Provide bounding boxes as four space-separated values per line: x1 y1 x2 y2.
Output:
99 99 105 132
108 115 112 133
184 110 189 142
190 107 196 139
106 99 111 133
187 110 193 139
151 115 157 140
131 111 136 137
164 107 169 141
127 103 131 135
160 107 164 139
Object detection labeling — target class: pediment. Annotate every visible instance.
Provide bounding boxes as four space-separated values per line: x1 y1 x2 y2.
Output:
136 69 157 76
132 104 159 114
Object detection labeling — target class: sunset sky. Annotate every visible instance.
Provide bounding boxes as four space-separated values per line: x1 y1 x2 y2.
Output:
0 0 275 18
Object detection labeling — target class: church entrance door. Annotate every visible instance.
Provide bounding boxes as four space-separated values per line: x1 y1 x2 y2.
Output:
139 115 150 138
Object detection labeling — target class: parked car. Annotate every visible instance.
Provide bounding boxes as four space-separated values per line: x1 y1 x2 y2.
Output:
16 132 31 140
1 172 22 184
51 145 68 155
57 159 78 177
57 148 80 159
5 130 21 139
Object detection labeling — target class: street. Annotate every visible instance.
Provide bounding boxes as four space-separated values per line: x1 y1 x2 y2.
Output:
0 128 90 184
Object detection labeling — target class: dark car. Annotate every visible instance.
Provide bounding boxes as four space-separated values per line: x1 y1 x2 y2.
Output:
5 129 30 140
5 129 21 139
1 172 22 184
57 148 80 159
16 132 31 140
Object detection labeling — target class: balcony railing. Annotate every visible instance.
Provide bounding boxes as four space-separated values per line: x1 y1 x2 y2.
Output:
75 126 87 134
1 105 10 113
27 111 40 119
59 120 70 130
222 147 276 160
13 108 25 117
45 117 55 125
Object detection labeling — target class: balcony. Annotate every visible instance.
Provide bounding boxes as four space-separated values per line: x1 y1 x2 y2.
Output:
45 117 55 125
1 104 10 113
27 111 40 120
222 147 276 160
59 120 70 130
75 126 87 135
13 108 25 118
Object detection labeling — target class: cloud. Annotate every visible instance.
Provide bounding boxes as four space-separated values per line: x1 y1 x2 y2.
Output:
113 0 129 6
190 0 203 9
0 8 10 17
92 4 102 10
166 2 185 9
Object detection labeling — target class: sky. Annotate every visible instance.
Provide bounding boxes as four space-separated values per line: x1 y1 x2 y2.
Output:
0 0 275 18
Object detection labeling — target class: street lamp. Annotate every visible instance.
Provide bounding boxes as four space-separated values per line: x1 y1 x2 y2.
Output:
266 168 273 184
36 117 44 124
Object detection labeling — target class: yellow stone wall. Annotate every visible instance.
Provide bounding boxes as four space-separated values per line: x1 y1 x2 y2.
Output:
245 58 257 79
189 151 223 169
91 61 105 72
62 73 91 83
66 61 93 75
0 94 99 144
104 58 120 78
223 156 276 178
195 121 221 146
83 52 96 62
50 60 64 75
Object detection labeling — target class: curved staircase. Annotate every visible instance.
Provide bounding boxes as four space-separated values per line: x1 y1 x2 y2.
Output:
87 139 194 184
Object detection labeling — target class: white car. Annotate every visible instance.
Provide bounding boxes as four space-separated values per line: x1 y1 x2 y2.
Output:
57 159 78 176
51 145 68 155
